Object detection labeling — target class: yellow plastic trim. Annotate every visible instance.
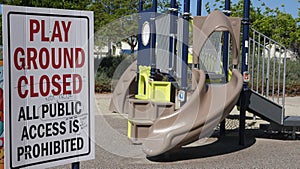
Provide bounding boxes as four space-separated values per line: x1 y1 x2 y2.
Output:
228 68 232 80
188 52 193 64
127 120 132 138
135 66 151 100
135 66 171 102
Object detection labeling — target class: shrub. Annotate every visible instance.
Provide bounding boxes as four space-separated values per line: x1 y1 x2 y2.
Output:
95 54 134 93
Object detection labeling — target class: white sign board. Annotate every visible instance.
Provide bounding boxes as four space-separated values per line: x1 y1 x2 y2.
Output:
3 5 94 169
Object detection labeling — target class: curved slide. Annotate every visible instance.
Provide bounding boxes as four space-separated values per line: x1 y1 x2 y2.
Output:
143 68 243 157
109 60 137 114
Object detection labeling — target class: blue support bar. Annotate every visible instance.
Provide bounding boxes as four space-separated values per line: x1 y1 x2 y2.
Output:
223 0 230 83
197 0 202 16
194 0 202 69
168 0 178 103
136 0 143 94
150 0 158 79
241 0 250 81
139 0 143 12
239 0 251 146
180 0 190 105
72 162 80 169
168 0 177 81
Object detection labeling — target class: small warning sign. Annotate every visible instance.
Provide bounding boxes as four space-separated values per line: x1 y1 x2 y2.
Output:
178 90 186 102
243 71 250 82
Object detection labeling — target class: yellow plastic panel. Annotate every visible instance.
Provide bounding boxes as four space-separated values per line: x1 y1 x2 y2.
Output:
149 81 171 102
127 120 132 138
135 66 151 100
188 52 193 64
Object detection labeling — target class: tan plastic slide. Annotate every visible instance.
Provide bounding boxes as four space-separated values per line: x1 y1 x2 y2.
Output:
109 60 137 113
142 11 243 157
143 68 243 157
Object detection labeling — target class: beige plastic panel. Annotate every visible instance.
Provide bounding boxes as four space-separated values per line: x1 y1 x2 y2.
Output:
128 100 175 144
109 60 137 113
130 121 152 145
128 99 153 121
128 99 174 122
193 10 241 66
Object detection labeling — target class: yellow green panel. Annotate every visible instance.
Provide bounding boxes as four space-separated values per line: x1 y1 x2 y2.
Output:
127 120 132 138
188 52 193 64
135 65 171 102
228 69 232 80
135 66 151 100
149 81 171 102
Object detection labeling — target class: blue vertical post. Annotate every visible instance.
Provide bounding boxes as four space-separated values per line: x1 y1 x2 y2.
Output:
136 0 144 94
180 0 190 106
223 0 230 82
72 162 80 169
168 0 178 103
139 0 143 11
220 0 230 136
239 0 250 146
194 0 202 69
197 0 202 16
168 0 177 81
150 0 158 80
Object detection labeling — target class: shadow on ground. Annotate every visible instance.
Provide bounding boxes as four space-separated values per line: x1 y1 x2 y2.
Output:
147 126 299 162
147 133 256 162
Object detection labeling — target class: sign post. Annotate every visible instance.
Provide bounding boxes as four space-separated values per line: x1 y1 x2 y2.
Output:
2 5 94 169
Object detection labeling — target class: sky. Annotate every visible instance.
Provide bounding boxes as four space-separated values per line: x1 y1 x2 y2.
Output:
182 0 299 18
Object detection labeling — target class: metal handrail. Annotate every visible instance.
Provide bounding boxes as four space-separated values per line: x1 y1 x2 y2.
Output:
249 28 286 119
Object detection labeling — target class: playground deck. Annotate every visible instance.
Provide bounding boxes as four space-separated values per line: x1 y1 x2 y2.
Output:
52 94 300 169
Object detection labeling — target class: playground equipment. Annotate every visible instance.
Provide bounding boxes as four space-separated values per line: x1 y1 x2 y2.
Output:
142 10 244 156
109 0 300 157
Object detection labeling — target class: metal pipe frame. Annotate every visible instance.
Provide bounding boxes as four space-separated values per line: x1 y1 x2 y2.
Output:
249 28 287 108
239 0 250 146
168 0 178 82
180 0 190 105
150 0 158 79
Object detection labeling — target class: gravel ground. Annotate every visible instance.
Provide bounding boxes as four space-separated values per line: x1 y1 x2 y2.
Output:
51 94 300 169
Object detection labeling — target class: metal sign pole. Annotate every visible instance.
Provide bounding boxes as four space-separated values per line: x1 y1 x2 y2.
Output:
72 162 80 169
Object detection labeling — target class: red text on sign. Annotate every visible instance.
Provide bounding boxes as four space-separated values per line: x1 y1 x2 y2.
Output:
30 19 72 42
17 74 82 98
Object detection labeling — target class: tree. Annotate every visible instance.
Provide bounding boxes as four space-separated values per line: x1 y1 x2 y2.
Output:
292 0 300 58
92 0 180 55
205 0 300 58
1 0 181 53
90 0 139 56
94 13 139 55
6 0 91 10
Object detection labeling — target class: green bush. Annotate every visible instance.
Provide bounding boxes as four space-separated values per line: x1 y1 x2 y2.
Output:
95 54 134 93
95 72 111 93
